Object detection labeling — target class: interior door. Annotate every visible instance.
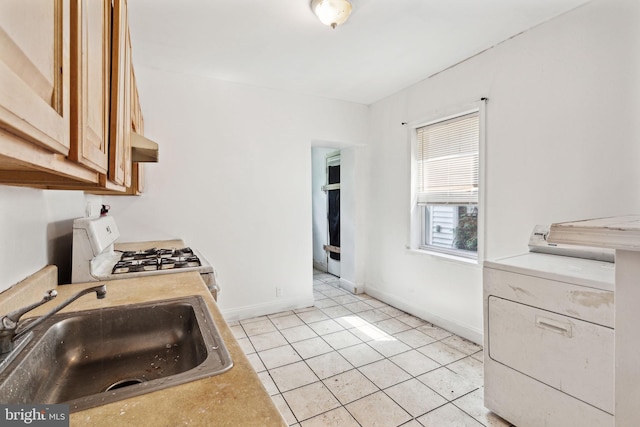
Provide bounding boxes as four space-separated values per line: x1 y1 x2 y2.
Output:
325 152 340 277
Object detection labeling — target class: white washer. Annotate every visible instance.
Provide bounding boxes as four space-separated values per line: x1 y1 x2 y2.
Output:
483 226 615 427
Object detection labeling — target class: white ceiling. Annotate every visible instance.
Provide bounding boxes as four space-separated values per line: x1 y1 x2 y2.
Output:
127 0 591 105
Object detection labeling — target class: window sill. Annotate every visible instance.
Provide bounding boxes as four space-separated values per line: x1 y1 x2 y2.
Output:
407 247 480 266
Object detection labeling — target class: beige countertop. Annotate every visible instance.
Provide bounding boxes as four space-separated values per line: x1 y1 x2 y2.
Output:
0 268 286 427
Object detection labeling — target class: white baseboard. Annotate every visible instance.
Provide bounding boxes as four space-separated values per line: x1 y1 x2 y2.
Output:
339 278 363 294
364 285 483 345
221 296 315 323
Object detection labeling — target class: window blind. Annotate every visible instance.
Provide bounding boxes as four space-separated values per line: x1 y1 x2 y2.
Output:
416 111 479 205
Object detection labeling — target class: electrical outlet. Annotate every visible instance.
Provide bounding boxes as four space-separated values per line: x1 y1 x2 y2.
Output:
276 287 283 297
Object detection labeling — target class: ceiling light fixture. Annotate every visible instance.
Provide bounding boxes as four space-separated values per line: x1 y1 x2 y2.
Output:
311 0 352 29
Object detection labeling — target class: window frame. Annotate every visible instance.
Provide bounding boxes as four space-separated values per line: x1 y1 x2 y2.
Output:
421 204 478 260
408 100 486 264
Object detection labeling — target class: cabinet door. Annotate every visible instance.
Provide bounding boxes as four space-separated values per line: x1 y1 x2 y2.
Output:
131 162 144 195
68 0 109 173
109 0 132 186
131 67 143 134
0 0 70 155
131 70 144 195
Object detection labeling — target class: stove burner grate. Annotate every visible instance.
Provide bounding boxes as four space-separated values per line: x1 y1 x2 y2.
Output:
112 247 201 274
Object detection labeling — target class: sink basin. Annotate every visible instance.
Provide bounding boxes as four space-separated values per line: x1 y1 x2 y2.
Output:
0 295 233 412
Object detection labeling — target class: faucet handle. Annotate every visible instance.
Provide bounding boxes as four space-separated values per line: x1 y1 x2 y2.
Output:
4 289 58 325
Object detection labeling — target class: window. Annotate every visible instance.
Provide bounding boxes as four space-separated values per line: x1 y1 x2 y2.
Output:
414 109 481 260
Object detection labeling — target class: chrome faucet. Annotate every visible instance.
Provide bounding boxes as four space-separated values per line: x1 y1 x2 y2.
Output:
0 285 107 355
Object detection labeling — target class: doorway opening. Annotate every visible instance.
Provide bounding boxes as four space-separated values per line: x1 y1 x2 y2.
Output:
312 148 341 277
325 152 341 277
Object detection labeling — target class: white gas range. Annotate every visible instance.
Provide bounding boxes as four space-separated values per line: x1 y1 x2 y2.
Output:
71 215 219 299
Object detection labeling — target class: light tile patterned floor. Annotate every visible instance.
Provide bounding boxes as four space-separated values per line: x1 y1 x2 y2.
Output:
228 271 514 427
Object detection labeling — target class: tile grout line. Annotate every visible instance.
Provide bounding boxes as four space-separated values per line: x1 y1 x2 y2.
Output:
241 273 492 426
449 387 491 427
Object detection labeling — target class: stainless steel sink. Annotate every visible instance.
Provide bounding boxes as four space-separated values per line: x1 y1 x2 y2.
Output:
0 295 233 412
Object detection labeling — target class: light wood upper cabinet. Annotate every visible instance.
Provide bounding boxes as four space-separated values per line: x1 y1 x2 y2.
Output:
0 0 71 155
0 0 150 193
130 68 145 195
131 67 144 135
109 0 132 187
68 0 110 173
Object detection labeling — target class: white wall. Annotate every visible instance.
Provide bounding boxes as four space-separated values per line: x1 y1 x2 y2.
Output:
0 186 101 292
364 0 640 343
106 68 369 320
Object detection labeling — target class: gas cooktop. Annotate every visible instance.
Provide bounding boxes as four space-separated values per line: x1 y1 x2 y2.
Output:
112 247 202 274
